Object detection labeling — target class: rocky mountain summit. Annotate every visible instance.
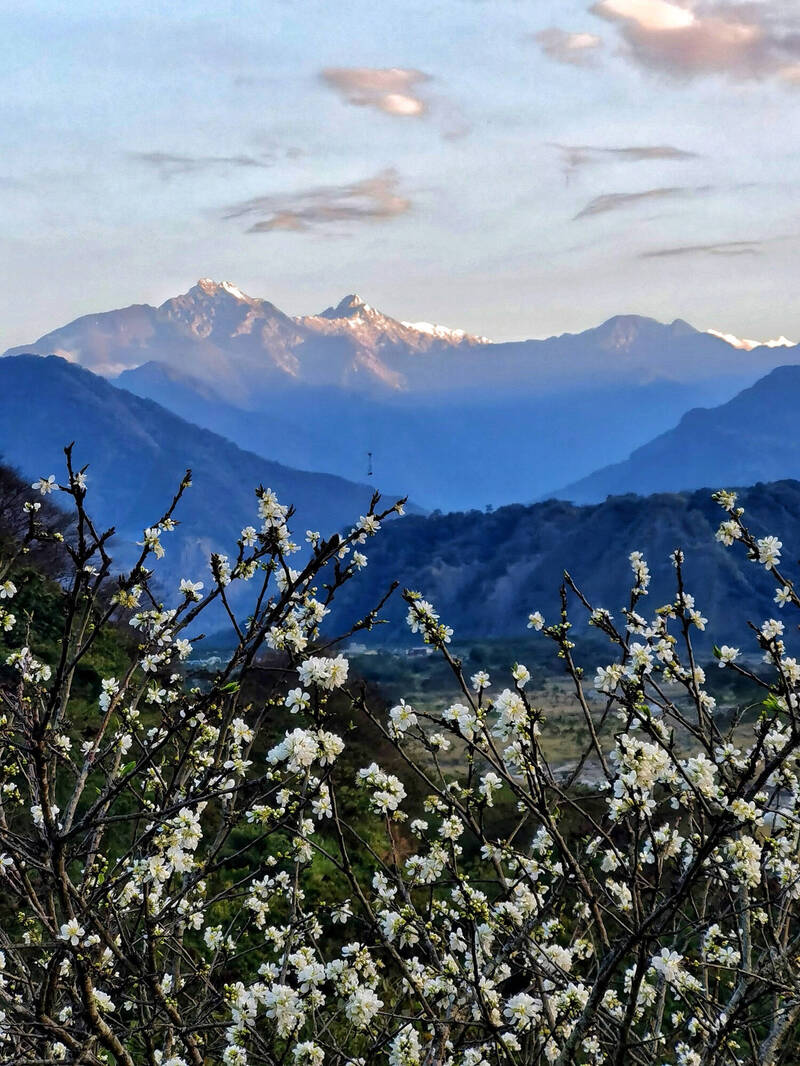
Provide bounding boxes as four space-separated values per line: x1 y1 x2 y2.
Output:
6 280 795 403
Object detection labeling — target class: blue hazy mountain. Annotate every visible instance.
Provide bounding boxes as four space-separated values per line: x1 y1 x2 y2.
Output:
7 280 794 511
0 355 396 599
116 363 740 511
555 365 800 504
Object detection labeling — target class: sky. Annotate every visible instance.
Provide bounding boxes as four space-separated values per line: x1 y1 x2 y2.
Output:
1 0 799 345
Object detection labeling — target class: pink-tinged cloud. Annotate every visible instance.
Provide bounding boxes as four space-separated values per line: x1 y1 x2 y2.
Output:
224 169 411 234
592 0 800 82
597 0 695 32
321 67 430 116
535 28 603 66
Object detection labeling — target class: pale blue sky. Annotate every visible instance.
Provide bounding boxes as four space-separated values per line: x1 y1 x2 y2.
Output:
1 0 798 345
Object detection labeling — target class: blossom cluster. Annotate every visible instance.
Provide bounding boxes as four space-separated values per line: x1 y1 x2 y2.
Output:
0 463 798 1065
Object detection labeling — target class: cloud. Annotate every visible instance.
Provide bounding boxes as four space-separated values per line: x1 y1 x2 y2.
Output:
640 237 762 257
224 169 411 234
131 152 272 179
574 184 707 218
321 68 430 116
592 0 800 82
553 142 699 179
596 0 695 32
534 28 603 65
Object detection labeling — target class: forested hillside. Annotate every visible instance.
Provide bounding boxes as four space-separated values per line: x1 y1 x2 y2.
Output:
334 479 800 647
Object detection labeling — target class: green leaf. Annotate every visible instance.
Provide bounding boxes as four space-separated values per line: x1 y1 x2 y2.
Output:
762 693 782 715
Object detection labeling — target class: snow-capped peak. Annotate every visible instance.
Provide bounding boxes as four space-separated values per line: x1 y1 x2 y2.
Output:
317 294 374 319
706 328 796 351
219 280 249 301
305 294 490 347
402 320 492 344
194 278 251 301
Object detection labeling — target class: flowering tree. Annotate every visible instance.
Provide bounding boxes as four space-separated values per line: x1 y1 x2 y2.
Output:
1 451 799 1065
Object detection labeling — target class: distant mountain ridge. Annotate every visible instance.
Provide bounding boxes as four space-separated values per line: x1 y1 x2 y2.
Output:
553 365 800 504
0 355 397 606
5 279 796 400
705 328 796 351
3 280 490 403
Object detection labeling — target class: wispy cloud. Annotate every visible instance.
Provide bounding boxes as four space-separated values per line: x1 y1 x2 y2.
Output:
553 142 699 180
131 151 272 179
534 27 603 66
224 169 411 234
574 184 707 219
321 67 430 116
592 0 800 83
640 238 762 258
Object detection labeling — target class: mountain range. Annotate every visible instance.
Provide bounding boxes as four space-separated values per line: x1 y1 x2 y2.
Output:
5 280 797 511
3 282 800 645
3 281 490 402
7 279 793 398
